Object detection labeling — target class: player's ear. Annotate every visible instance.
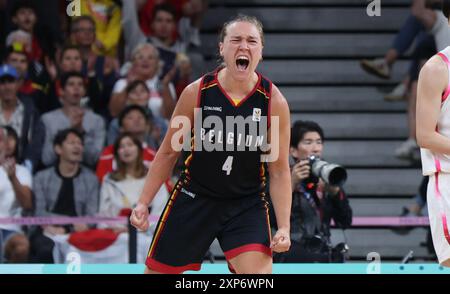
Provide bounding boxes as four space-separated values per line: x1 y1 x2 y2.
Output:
219 42 224 58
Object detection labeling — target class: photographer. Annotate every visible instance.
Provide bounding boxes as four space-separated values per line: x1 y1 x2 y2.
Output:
274 120 352 263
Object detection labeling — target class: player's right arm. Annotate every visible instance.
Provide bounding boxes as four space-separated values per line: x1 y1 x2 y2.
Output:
130 79 200 231
417 55 450 155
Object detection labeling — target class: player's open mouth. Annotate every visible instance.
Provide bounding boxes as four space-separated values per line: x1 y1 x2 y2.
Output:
236 56 249 71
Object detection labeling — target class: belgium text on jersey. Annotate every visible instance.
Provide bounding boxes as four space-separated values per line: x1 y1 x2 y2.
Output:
170 110 280 162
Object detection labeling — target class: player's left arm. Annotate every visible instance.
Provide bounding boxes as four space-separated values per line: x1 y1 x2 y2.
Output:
267 85 292 253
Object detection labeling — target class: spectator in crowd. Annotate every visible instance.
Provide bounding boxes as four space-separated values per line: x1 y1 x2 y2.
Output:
273 121 352 263
5 45 43 97
0 64 44 172
4 45 48 114
109 43 176 120
122 1 203 92
135 0 207 41
5 29 31 52
70 15 118 116
5 30 49 87
99 133 168 232
361 0 443 82
0 126 32 263
78 0 122 57
29 128 99 263
107 81 164 147
10 0 44 62
40 71 105 168
135 0 161 37
360 0 445 160
9 0 60 85
97 105 160 182
46 45 102 115
123 0 206 57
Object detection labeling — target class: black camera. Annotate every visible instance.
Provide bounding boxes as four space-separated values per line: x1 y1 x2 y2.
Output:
308 155 347 187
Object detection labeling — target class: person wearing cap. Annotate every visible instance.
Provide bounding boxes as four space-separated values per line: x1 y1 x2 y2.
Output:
0 64 44 172
4 44 48 114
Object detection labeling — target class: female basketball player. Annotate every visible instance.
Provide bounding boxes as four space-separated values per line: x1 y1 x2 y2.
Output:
130 15 292 274
416 0 450 268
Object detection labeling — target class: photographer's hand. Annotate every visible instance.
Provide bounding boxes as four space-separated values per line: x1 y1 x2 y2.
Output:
291 160 310 191
326 184 341 196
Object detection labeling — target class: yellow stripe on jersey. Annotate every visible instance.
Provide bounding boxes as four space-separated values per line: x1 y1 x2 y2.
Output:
256 89 270 100
147 187 181 258
201 83 217 91
231 98 241 106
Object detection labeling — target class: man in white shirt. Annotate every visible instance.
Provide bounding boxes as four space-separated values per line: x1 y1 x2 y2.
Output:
0 126 32 263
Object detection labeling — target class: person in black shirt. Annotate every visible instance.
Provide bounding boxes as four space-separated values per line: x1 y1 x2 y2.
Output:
29 128 99 263
273 120 353 263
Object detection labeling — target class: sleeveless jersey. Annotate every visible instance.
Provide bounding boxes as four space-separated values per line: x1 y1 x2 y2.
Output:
180 68 272 199
421 46 450 175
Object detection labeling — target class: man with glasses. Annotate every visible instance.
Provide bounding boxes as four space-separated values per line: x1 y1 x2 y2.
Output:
70 15 118 118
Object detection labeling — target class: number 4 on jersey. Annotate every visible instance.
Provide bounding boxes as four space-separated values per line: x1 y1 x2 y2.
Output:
222 156 233 175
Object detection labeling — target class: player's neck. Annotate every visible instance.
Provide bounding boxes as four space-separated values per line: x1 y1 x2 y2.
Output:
218 68 258 96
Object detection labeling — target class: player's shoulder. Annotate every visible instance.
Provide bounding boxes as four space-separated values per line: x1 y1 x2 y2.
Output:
183 78 203 96
270 83 289 110
177 77 204 106
421 54 449 78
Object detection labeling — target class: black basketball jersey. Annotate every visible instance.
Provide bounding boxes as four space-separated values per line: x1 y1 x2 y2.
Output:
180 68 272 199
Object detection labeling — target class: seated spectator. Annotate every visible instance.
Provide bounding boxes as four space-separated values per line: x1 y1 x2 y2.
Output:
70 15 118 117
123 1 201 93
99 133 168 232
10 0 44 63
123 0 205 57
9 0 60 88
5 30 32 52
147 3 195 95
78 0 122 57
360 0 443 81
46 45 102 115
360 0 444 160
107 81 164 147
0 64 44 172
40 71 105 168
109 43 176 120
136 0 159 37
0 126 32 263
97 105 161 182
4 44 48 114
29 128 99 263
